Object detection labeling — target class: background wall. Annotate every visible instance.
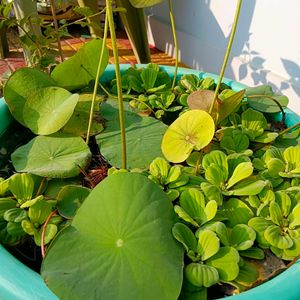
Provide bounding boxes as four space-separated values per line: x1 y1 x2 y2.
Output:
145 0 300 114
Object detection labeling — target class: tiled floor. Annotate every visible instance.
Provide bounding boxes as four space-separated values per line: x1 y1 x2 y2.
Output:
0 27 187 86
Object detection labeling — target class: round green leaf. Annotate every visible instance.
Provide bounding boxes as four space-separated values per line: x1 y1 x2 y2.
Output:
97 103 167 169
241 108 267 139
161 110 215 163
57 185 90 219
248 217 273 248
51 39 109 90
11 136 91 178
41 173 183 300
197 229 220 261
185 263 219 288
206 246 240 282
3 67 56 125
23 87 79 135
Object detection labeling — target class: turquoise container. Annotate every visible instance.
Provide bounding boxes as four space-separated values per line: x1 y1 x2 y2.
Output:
0 65 299 300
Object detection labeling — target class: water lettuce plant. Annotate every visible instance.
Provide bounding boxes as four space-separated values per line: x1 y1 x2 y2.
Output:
1 0 300 299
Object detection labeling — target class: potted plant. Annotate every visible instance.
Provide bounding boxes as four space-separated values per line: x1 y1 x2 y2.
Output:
1 0 300 299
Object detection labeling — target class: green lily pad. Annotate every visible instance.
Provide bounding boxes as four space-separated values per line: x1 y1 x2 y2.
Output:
246 85 289 113
42 173 183 299
61 94 103 137
4 67 56 125
51 39 109 90
97 102 167 169
23 87 79 135
11 136 91 178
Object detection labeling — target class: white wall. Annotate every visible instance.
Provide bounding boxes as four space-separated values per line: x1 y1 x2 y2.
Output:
145 0 300 114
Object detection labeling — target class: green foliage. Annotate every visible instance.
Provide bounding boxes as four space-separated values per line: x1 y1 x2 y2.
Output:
97 100 167 169
0 173 61 246
41 173 184 299
245 85 289 113
162 110 215 163
249 190 300 260
51 39 109 90
23 87 79 135
11 136 91 178
4 67 56 125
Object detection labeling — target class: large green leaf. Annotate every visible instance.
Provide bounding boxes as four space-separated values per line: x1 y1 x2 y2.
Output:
42 173 183 299
97 104 167 169
246 85 289 113
59 93 103 137
11 136 91 178
4 67 56 125
23 87 79 135
161 110 215 163
129 0 165 8
51 39 109 90
206 246 240 282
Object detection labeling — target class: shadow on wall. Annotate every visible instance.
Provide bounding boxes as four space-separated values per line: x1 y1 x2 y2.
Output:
239 41 300 98
147 0 256 79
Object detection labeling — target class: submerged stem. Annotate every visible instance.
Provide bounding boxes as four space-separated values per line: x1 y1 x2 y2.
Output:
168 0 179 90
209 0 243 115
278 121 300 137
106 0 127 169
86 13 109 144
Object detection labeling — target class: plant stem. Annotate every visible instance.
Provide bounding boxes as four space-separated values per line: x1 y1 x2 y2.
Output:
49 0 64 62
209 0 243 115
278 121 300 137
59 8 106 30
35 177 46 197
41 209 57 258
247 94 286 125
106 0 127 169
86 13 109 145
168 0 178 90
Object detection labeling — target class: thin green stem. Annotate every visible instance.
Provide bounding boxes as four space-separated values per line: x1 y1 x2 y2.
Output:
106 0 127 169
49 0 64 62
209 0 243 115
85 12 109 145
278 121 300 137
60 8 106 30
247 94 286 124
168 0 179 90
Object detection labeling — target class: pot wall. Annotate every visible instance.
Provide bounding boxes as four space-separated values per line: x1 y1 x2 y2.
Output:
0 65 300 300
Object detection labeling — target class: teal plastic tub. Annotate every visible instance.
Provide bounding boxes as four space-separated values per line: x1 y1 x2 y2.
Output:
1 65 300 300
